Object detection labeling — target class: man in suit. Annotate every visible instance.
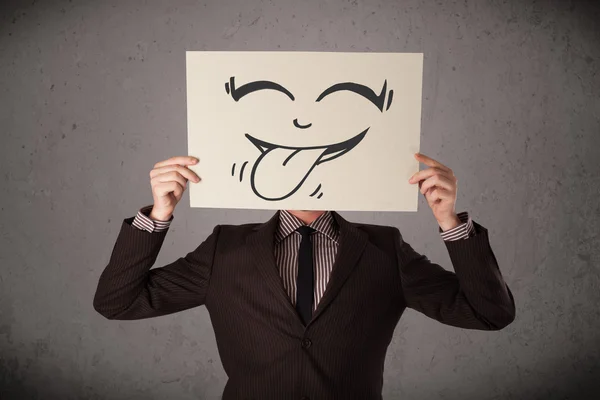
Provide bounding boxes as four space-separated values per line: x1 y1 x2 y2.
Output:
94 154 516 400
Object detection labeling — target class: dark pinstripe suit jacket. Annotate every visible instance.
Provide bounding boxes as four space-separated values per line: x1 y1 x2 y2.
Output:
93 211 516 400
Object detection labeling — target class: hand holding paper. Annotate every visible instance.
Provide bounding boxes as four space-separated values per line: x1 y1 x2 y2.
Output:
408 153 461 231
148 156 201 221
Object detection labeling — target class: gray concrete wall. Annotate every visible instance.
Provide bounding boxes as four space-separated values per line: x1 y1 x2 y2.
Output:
1 0 598 399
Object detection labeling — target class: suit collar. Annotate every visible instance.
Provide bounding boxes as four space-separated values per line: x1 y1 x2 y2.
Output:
247 211 304 329
309 211 368 325
276 210 339 244
247 210 368 330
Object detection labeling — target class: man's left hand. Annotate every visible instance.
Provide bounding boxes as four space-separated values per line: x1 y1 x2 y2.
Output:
408 153 462 231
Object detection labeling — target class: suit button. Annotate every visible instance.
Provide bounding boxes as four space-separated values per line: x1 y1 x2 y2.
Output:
301 338 312 349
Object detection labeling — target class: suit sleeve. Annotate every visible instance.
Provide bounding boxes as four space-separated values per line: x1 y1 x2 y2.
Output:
394 221 516 331
93 217 220 320
439 211 474 241
131 204 173 232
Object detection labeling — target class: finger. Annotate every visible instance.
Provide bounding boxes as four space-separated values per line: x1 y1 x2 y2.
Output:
410 167 455 184
150 164 201 182
160 181 184 200
154 156 199 169
414 153 451 172
152 171 188 190
154 181 184 197
151 164 200 182
426 188 447 205
422 186 436 206
420 174 455 195
172 182 184 200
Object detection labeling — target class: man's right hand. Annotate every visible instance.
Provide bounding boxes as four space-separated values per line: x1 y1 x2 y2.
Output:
149 156 200 221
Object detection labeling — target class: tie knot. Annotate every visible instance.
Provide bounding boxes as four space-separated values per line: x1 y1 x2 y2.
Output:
296 225 315 237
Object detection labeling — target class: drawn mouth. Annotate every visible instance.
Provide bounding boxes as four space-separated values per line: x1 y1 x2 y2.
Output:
245 128 369 201
245 128 368 166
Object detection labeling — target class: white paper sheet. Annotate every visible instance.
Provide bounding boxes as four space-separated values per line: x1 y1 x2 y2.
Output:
186 51 423 211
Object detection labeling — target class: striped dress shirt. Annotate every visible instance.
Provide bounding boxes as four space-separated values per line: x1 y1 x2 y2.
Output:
131 205 475 309
274 210 340 312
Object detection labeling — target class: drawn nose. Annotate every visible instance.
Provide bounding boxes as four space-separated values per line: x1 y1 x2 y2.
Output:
293 118 312 129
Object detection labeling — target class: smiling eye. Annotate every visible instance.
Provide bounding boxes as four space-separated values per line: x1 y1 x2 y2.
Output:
315 80 393 112
226 77 295 101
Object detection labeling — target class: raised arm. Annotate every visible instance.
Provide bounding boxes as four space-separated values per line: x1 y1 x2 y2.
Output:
394 222 516 331
93 218 220 320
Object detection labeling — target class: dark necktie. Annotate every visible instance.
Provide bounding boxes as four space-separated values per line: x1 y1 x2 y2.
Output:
296 226 315 326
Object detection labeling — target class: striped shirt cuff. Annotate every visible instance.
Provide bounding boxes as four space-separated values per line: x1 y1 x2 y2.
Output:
131 204 173 233
439 211 475 241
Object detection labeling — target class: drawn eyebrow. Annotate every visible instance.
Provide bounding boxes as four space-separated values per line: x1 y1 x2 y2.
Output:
225 76 295 101
315 80 392 112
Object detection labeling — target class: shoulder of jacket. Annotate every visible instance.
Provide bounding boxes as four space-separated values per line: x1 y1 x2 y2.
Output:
215 223 262 232
213 223 265 239
352 223 400 247
351 223 400 261
352 222 398 235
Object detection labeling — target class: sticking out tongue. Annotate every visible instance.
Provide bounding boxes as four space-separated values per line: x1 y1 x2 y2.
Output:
251 147 328 200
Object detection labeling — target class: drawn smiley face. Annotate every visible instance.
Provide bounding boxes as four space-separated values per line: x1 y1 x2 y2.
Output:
226 76 394 201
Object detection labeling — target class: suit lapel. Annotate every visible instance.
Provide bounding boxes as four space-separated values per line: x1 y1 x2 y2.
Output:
308 211 368 327
246 211 306 330
247 210 369 330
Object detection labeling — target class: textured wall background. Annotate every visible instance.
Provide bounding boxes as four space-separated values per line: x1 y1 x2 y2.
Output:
1 0 599 399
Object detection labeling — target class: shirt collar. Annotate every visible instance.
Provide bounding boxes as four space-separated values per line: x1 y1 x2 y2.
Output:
276 210 339 244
